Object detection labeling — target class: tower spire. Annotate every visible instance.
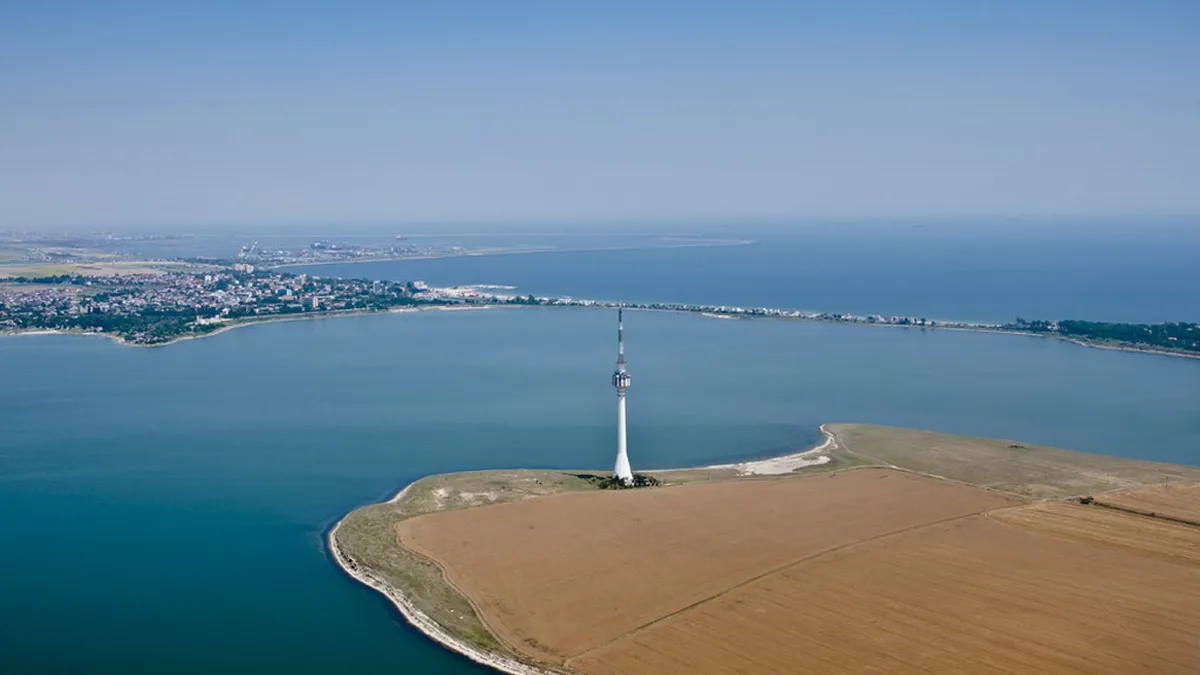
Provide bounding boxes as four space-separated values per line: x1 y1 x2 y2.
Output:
612 308 633 484
617 307 625 367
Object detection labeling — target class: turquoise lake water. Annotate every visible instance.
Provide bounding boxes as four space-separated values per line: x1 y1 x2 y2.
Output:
3 228 1200 674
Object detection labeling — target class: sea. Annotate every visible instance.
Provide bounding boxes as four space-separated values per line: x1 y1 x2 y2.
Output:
2 220 1199 674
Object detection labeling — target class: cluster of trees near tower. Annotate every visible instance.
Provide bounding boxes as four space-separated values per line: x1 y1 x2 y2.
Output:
577 473 662 490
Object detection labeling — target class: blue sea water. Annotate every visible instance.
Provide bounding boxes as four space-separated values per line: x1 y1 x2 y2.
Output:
291 222 1200 324
2 223 1200 674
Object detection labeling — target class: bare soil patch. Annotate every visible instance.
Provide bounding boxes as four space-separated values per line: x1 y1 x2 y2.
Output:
571 514 1200 675
397 469 1018 664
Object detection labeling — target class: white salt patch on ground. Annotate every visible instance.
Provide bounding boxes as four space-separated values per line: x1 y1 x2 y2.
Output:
457 491 500 504
431 487 450 508
733 453 831 475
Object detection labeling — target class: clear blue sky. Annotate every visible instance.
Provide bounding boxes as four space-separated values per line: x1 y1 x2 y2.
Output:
2 1 1198 228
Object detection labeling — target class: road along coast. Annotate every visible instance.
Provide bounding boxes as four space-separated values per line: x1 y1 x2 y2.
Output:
329 424 1200 674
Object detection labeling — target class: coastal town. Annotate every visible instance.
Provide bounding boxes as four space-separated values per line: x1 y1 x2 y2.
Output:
0 267 437 344
2 264 1198 356
0 264 994 346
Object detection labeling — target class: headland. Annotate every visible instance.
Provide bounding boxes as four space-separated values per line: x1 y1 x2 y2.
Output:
330 424 1200 674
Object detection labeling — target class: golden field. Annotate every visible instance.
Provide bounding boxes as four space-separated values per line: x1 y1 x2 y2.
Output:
398 468 1200 674
573 510 1200 675
333 426 1200 674
1098 481 1200 523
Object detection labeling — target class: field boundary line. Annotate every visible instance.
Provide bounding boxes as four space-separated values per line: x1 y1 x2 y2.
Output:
565 507 1003 666
1089 500 1200 529
834 460 1031 500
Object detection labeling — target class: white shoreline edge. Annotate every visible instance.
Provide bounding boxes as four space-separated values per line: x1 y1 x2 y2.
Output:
699 424 836 475
327 426 838 675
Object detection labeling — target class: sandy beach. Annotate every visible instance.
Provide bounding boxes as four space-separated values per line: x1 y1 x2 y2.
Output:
689 424 836 475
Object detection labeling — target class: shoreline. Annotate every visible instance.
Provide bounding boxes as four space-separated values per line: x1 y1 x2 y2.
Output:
692 424 837 475
937 324 1200 361
327 430 841 675
327 520 560 675
0 305 493 348
3 300 1197 361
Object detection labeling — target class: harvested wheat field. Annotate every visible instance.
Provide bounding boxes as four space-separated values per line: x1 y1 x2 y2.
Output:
571 512 1200 675
828 423 1200 498
1098 481 1200 523
397 469 1019 664
990 500 1200 565
398 467 1200 674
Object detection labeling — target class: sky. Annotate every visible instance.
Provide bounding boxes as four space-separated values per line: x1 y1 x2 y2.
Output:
2 1 1199 229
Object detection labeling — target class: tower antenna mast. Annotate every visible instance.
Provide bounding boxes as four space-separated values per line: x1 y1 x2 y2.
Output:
612 307 633 483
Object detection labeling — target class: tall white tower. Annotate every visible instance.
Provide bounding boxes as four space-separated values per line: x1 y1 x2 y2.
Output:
612 308 633 484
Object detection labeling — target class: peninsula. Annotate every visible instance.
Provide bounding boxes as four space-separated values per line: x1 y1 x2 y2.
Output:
2 267 1198 357
331 424 1200 675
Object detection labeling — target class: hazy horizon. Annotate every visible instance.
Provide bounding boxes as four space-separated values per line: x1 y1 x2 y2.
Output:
3 2 1199 229
7 214 1200 237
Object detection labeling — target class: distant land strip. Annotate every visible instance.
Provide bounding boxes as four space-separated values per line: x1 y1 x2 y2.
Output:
1 268 1198 358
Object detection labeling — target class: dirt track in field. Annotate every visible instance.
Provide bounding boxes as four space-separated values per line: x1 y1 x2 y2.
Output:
397 469 1019 663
